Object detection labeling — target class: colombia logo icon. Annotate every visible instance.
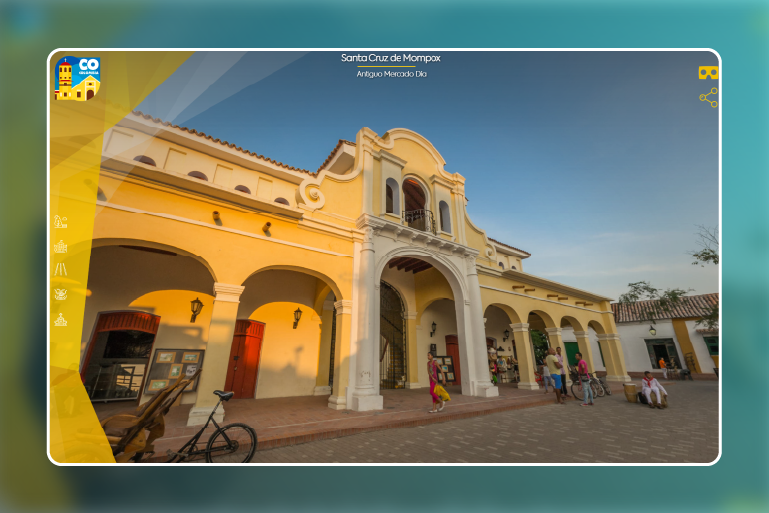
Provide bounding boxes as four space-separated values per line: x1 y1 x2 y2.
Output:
54 56 100 101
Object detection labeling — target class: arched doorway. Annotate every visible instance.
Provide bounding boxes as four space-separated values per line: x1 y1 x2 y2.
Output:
87 89 95 100
380 281 406 389
81 311 160 402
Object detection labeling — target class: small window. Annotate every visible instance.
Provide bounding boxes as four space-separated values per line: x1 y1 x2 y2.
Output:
133 155 157 167
187 171 208 181
385 177 400 214
77 91 81 98
439 200 451 233
498 262 504 269
511 266 517 270
274 197 290 206
703 336 719 356
97 188 107 202
234 185 251 194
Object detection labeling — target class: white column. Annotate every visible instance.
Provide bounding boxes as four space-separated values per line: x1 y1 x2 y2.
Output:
187 282 244 427
351 217 384 411
465 254 498 398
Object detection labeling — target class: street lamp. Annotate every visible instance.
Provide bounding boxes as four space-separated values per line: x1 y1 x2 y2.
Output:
430 322 437 337
190 297 204 323
293 308 303 329
649 325 657 336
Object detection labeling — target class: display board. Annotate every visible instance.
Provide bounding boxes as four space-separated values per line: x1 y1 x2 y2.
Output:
433 355 456 385
143 348 205 394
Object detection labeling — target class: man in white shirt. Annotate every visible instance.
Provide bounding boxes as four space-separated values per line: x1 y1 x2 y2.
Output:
641 371 668 409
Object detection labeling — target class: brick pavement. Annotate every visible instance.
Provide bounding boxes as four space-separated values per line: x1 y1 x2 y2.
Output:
248 381 719 463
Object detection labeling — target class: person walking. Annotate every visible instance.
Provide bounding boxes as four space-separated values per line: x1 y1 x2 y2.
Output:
658 357 668 379
575 352 594 406
642 371 668 409
539 359 553 393
545 348 564 404
427 352 446 413
556 346 570 397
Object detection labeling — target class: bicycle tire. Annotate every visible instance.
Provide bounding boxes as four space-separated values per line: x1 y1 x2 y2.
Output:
205 423 257 463
591 380 604 398
601 379 612 395
571 381 584 401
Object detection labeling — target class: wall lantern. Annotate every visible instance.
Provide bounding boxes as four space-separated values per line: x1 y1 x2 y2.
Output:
649 325 657 336
190 297 204 323
430 322 437 337
293 308 303 329
503 329 510 342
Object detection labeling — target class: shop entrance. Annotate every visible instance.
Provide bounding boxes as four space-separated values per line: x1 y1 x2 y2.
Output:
81 311 160 402
380 281 407 389
645 338 680 369
225 320 265 399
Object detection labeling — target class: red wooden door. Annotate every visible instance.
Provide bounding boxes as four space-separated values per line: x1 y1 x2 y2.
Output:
224 320 265 399
445 335 461 385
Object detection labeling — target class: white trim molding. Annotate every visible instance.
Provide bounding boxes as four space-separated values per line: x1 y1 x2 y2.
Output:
213 283 245 303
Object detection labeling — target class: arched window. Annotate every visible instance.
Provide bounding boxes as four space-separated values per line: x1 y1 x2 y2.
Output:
234 185 251 194
385 178 400 214
439 200 451 233
133 155 157 167
187 171 208 181
498 262 504 269
511 266 517 270
274 197 290 206
97 188 107 202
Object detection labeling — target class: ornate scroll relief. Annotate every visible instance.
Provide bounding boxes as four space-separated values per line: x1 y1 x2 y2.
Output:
376 128 461 183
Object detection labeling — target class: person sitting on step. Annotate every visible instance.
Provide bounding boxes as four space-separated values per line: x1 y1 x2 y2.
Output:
641 371 668 409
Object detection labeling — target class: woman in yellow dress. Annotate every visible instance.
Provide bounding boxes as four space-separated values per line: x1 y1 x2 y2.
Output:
427 352 449 413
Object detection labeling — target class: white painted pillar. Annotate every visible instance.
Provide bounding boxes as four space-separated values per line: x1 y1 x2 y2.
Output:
351 220 383 411
465 255 498 398
187 283 244 427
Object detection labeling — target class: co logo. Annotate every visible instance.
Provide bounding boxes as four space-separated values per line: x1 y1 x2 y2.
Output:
79 59 99 71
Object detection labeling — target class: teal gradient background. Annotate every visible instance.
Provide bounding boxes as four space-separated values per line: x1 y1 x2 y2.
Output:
0 0 764 511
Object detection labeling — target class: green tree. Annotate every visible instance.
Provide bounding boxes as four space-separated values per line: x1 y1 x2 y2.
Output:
618 282 691 325
690 225 719 330
530 330 550 363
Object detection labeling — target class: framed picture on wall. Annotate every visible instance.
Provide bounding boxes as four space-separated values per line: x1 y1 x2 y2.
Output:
148 379 169 391
441 365 449 372
182 352 200 363
434 358 443 365
168 363 183 379
447 373 455 381
155 351 175 363
443 357 452 365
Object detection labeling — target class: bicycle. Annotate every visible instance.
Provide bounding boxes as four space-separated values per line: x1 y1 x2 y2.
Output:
166 390 257 463
594 375 612 395
570 375 601 401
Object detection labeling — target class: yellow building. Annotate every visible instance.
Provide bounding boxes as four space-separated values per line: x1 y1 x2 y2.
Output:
70 75 100 101
79 110 630 426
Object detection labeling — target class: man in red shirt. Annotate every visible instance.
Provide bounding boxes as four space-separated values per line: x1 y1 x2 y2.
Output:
576 352 594 406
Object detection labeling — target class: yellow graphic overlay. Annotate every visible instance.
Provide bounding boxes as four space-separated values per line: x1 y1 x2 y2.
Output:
49 51 193 463
699 66 718 79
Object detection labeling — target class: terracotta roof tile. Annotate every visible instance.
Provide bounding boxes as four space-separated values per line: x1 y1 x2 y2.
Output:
129 110 318 176
317 139 356 173
488 237 531 257
611 293 719 323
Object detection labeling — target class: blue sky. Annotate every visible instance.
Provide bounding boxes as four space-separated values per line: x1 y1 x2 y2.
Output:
137 51 719 299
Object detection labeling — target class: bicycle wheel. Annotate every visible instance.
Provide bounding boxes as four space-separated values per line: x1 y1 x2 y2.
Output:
601 379 612 395
592 381 604 398
205 423 257 463
571 381 584 401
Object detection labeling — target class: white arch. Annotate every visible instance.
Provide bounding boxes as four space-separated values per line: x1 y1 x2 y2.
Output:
373 246 477 395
